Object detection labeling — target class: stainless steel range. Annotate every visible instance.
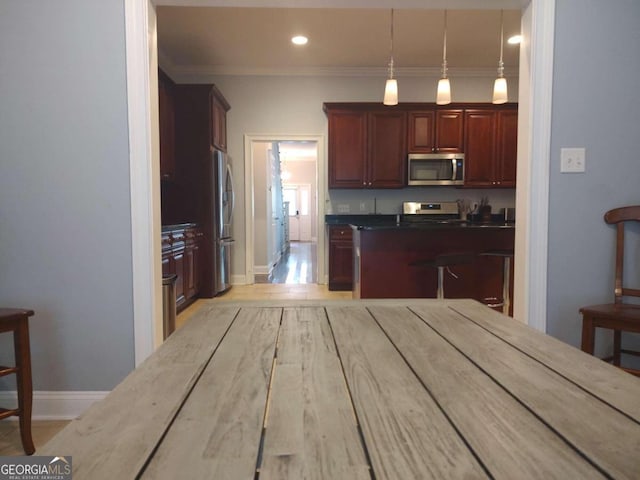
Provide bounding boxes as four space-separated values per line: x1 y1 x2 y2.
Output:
402 201 462 223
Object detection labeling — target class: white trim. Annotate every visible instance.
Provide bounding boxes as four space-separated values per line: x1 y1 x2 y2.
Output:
245 135 326 286
231 274 247 285
125 0 163 365
0 391 109 421
525 0 555 332
155 1 530 10
254 264 274 275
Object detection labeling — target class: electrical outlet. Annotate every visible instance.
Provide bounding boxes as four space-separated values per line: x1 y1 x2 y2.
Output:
560 148 586 173
359 202 367 212
337 204 350 213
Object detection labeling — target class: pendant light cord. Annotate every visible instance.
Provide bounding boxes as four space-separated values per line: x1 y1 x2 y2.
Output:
388 9 395 78
442 10 448 78
498 10 504 77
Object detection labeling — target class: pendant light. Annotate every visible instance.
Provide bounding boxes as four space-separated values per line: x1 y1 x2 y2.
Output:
383 9 398 106
436 10 451 105
492 10 508 104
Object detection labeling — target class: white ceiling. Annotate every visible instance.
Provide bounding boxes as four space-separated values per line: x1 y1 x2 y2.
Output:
157 7 522 77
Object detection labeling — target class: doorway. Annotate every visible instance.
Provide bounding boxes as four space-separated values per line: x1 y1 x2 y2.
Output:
249 138 319 285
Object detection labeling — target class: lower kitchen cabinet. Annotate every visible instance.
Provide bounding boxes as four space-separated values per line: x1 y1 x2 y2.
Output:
328 225 353 291
162 224 202 312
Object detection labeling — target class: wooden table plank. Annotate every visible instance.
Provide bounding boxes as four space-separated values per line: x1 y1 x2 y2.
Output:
259 307 370 480
410 303 640 480
326 305 489 480
369 305 606 480
140 307 281 480
450 300 640 421
39 304 240 480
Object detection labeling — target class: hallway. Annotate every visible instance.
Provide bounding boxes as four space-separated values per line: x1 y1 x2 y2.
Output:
257 241 316 284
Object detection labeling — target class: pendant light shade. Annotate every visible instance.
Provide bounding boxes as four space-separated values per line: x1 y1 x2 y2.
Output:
436 10 451 105
492 10 508 104
383 9 398 105
493 77 508 104
384 78 398 106
436 78 451 105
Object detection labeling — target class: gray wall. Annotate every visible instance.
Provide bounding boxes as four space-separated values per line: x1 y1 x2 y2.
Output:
547 0 640 355
0 1 135 390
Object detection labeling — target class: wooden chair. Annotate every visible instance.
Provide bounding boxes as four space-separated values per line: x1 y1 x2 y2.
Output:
0 308 35 454
580 206 640 376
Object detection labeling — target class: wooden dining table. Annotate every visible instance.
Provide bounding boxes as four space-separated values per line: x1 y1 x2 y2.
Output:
41 299 640 479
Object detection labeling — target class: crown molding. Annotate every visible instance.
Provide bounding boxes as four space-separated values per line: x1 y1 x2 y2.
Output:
160 63 519 82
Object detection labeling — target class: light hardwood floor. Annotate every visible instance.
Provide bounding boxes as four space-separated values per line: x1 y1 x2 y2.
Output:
0 283 352 456
0 420 69 456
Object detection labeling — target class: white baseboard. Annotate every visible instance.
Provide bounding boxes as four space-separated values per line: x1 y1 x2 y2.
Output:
0 391 108 420
253 264 271 275
231 274 247 285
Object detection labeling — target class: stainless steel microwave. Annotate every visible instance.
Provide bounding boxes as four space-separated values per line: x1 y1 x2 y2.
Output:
407 153 464 186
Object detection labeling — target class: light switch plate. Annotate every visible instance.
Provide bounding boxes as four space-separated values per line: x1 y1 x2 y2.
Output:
560 147 586 173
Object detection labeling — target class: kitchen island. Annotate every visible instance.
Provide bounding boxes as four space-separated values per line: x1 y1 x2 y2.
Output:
40 300 640 479
352 220 515 303
325 214 514 305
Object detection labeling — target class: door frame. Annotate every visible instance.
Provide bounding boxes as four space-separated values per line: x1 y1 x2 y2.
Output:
128 0 554 364
244 135 324 285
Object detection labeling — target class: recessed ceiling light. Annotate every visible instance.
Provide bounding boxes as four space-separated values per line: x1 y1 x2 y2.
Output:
508 35 522 45
291 35 308 46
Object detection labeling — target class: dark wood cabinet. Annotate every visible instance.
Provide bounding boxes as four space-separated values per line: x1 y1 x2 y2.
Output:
408 109 464 153
327 109 367 189
210 85 230 152
161 224 202 312
328 225 353 291
464 110 497 187
464 105 518 188
158 70 176 181
325 105 406 189
368 110 407 188
326 102 517 189
496 110 518 187
184 228 202 300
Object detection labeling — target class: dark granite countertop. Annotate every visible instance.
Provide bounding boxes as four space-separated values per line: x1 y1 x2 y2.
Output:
325 214 514 230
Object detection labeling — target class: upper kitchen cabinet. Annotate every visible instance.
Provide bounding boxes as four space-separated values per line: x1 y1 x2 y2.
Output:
368 110 407 188
326 108 366 188
463 105 518 188
495 109 518 187
158 69 176 181
210 85 230 152
408 109 464 153
325 104 406 189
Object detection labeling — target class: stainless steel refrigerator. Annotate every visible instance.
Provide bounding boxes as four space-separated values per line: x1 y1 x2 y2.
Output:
202 149 234 296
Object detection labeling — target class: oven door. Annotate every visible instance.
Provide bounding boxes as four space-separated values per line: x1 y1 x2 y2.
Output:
407 153 464 186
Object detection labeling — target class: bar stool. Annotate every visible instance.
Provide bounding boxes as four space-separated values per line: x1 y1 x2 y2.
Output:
411 253 475 299
479 249 514 315
0 308 35 455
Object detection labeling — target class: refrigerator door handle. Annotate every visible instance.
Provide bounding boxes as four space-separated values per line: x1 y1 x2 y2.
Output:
226 162 235 225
